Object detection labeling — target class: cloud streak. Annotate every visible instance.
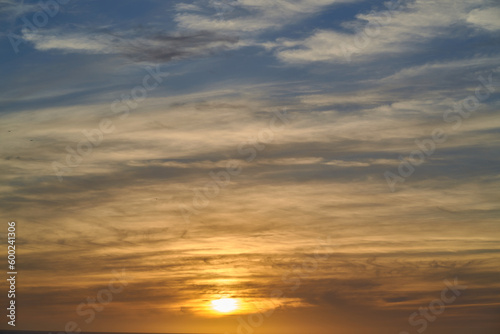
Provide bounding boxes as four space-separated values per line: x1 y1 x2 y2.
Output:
21 27 240 62
273 0 500 64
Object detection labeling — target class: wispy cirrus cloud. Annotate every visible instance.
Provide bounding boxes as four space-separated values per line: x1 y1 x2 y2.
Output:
175 0 363 33
0 0 38 19
466 6 500 31
21 26 240 62
273 0 500 64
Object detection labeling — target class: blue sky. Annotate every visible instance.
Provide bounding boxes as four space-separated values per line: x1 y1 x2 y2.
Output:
0 1 499 333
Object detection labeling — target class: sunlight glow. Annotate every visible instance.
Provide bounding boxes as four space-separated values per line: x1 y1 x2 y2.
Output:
211 298 239 313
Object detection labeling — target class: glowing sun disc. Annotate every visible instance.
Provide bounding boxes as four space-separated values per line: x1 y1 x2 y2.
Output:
211 298 238 313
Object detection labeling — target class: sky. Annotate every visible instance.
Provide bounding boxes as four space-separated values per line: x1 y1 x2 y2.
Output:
0 0 499 333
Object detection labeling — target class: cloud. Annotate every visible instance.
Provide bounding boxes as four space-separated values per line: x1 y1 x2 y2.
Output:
175 3 202 12
273 0 495 64
2 87 499 331
466 7 500 31
175 0 363 34
21 27 240 62
0 0 39 19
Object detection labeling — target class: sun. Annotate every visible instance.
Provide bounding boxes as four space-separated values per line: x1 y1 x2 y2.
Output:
211 298 239 313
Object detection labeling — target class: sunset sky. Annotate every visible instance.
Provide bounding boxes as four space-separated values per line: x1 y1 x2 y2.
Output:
0 0 499 333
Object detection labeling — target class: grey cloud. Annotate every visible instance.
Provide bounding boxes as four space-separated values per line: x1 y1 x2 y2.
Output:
22 26 240 63
110 28 240 62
